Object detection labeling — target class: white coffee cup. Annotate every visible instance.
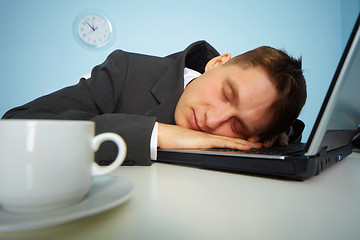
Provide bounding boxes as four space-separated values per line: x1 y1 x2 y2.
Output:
0 120 127 212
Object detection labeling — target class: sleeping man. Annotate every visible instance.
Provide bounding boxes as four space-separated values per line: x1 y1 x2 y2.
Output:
2 41 306 166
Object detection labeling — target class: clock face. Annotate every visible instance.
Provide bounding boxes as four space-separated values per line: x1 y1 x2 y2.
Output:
76 14 112 48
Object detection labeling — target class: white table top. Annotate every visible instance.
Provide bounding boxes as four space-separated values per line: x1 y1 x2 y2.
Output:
2 152 360 240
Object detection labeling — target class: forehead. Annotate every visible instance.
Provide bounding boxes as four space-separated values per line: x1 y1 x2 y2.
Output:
226 64 275 96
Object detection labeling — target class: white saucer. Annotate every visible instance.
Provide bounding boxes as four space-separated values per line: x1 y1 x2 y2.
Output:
0 175 134 232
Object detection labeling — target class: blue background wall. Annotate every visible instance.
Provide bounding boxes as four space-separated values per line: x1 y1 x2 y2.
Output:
1 0 359 141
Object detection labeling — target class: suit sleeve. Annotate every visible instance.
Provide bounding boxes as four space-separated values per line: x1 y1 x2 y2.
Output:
2 50 154 166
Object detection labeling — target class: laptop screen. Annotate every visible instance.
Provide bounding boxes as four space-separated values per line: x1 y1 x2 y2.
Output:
305 14 360 156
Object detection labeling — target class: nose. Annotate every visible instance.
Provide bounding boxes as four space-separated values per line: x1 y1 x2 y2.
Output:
205 107 233 130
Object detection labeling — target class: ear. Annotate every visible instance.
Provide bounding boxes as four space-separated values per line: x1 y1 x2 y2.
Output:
204 53 232 72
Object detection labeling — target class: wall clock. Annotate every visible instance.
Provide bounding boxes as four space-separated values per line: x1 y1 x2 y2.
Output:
73 12 115 50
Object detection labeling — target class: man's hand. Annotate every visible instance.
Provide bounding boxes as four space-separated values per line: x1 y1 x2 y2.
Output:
248 133 289 148
158 123 262 150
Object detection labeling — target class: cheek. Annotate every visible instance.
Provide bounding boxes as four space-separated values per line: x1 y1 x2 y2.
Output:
208 124 242 139
196 86 217 104
192 75 220 100
201 85 224 109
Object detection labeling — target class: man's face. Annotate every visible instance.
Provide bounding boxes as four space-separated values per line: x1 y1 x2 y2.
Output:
174 56 277 140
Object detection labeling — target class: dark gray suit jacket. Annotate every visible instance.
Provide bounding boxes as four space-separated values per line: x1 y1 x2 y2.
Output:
2 41 220 166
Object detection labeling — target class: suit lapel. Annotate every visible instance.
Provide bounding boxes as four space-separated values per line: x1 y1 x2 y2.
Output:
145 57 185 124
144 41 220 124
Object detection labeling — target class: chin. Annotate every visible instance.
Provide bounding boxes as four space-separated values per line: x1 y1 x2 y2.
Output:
174 108 190 128
175 118 188 129
175 116 191 130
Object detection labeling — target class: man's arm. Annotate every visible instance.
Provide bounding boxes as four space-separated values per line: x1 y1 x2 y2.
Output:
2 93 157 166
2 50 157 166
157 123 262 150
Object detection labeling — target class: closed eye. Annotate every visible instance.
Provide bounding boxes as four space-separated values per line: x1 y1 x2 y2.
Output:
222 88 229 102
222 84 232 103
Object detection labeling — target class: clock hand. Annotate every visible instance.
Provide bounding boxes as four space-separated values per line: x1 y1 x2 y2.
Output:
85 20 95 31
91 19 99 32
91 19 96 30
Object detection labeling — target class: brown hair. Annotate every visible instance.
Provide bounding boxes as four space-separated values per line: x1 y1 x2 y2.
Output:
227 46 307 138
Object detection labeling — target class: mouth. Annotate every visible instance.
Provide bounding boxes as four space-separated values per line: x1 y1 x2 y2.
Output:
190 109 201 131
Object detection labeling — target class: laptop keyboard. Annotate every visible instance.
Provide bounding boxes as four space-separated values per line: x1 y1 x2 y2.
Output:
213 143 306 156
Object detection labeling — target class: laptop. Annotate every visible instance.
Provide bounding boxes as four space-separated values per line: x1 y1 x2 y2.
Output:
157 13 360 180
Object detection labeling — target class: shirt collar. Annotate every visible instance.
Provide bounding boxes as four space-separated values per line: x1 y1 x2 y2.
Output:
183 67 201 89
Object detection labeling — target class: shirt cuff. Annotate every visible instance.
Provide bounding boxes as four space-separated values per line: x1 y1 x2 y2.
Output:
150 122 158 160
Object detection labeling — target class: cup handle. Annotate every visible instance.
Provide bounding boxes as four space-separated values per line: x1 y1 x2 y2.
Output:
91 132 127 176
